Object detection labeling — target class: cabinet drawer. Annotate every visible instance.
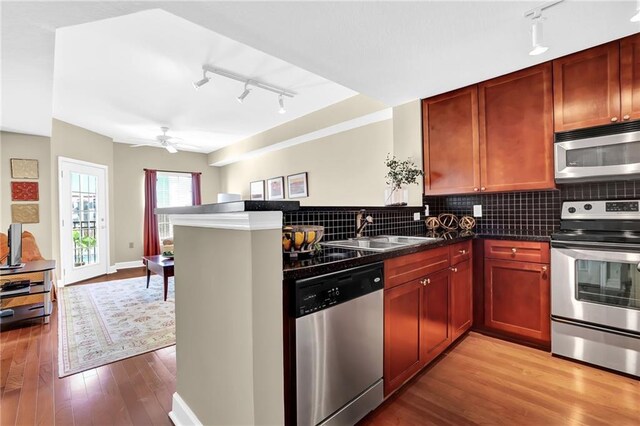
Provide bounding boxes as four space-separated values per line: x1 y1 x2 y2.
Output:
450 241 472 265
384 246 450 289
484 240 549 263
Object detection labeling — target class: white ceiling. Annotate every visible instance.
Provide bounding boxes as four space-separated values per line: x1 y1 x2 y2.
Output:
2 1 639 149
52 8 356 152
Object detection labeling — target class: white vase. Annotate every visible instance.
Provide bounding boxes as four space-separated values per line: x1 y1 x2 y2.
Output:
384 187 408 206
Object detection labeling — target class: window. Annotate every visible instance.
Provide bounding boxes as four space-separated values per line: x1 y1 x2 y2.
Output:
156 172 193 241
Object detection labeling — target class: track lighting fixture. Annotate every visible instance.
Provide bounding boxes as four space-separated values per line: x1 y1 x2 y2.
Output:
237 82 251 104
193 71 210 90
523 1 563 56
632 0 640 22
529 15 549 56
195 64 297 113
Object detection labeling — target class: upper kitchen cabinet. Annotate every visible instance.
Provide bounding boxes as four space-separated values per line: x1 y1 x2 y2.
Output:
621 33 640 122
422 86 480 195
553 42 621 131
479 63 554 192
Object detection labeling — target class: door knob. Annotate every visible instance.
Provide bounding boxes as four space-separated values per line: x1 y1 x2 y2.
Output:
623 115 630 120
611 117 618 122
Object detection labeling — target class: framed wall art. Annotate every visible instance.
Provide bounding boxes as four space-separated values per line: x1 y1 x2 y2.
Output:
10 158 39 179
287 172 308 199
266 176 285 200
11 204 40 224
11 182 39 201
250 180 265 200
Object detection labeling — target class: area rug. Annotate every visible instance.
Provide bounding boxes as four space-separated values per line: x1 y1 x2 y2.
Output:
58 275 175 377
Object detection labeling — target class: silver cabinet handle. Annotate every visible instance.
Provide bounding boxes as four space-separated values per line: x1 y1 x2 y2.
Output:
542 266 548 272
511 248 517 254
450 267 458 272
623 114 630 120
473 187 479 192
420 278 431 286
481 187 486 191
459 249 467 255
611 117 618 122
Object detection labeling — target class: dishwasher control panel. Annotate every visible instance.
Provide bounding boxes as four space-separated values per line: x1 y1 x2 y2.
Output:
294 263 383 317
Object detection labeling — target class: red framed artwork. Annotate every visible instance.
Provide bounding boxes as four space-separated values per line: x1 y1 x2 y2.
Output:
11 181 39 201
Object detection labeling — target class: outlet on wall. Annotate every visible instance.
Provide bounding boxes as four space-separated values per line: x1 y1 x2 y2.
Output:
424 205 429 216
129 242 134 248
473 205 483 217
413 212 421 221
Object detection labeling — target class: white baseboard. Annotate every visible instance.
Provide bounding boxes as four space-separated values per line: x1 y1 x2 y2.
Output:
169 392 203 426
110 260 144 273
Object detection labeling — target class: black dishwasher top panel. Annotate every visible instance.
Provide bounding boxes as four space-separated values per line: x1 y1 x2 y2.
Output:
294 262 383 318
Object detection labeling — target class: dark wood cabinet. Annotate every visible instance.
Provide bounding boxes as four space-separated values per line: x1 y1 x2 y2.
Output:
621 33 640 121
383 280 423 396
478 63 554 192
451 258 473 341
484 240 550 264
484 258 550 345
553 42 621 131
421 269 451 364
384 246 450 290
423 86 480 195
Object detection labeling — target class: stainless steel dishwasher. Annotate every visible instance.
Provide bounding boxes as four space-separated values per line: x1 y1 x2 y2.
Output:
294 262 384 426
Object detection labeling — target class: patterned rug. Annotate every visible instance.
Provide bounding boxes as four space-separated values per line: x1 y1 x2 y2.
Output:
58 275 175 377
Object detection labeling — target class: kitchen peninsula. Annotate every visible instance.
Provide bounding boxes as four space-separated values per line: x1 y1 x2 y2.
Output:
158 200 298 426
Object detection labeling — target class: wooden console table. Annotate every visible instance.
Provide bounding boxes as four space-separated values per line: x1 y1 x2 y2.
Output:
0 260 56 327
143 255 174 301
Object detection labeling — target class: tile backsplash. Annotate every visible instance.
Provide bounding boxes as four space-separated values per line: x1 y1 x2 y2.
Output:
423 179 640 237
284 207 424 241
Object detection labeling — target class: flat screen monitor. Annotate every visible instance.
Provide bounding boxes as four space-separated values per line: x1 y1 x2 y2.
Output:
7 223 22 266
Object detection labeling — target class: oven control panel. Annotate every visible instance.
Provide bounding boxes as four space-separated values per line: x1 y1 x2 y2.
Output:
562 200 640 220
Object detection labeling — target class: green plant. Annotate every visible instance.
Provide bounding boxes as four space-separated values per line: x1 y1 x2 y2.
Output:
384 154 423 189
72 230 97 249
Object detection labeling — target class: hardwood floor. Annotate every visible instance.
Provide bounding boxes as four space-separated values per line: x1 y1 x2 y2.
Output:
2 267 639 426
1 268 175 426
362 332 640 426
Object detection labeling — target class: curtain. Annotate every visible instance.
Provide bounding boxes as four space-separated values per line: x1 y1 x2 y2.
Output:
192 172 202 205
143 169 160 256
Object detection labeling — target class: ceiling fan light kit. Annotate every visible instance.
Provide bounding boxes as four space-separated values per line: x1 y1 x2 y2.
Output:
130 126 187 154
195 64 296 113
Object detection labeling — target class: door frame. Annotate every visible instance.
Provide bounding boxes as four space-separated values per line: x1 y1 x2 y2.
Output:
58 156 110 286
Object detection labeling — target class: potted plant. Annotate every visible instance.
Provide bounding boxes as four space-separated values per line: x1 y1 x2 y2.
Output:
72 230 97 266
384 154 423 206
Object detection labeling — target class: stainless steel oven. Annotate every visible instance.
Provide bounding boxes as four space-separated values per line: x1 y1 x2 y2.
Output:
554 123 640 183
551 200 640 377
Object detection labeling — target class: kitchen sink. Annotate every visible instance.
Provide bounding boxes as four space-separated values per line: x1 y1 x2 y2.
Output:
321 235 442 252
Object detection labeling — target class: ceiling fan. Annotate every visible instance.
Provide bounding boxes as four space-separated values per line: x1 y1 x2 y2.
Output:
130 127 196 153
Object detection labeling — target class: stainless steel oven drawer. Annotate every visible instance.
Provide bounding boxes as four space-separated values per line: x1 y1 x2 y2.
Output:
552 318 640 377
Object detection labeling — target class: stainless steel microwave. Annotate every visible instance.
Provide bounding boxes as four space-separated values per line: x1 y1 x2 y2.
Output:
554 125 640 183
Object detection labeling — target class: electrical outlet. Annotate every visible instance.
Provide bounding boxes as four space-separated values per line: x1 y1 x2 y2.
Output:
424 205 429 216
473 205 483 217
413 212 421 221
129 242 134 248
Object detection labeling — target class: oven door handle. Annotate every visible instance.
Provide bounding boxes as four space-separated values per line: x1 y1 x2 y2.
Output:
552 240 640 252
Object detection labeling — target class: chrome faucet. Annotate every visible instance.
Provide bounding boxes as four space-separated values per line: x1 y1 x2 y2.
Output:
355 209 374 238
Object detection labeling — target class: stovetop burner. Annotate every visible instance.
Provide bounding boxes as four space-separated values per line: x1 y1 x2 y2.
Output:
552 229 640 244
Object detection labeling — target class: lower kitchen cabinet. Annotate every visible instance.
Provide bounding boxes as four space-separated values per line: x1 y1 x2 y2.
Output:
451 258 473 341
484 258 550 345
421 268 452 365
384 280 423 395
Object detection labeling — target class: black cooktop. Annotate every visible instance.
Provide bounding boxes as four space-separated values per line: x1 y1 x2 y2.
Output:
551 229 640 244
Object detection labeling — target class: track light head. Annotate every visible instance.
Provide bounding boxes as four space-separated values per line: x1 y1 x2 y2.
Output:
237 83 251 104
193 72 210 90
278 94 286 114
529 16 549 56
632 10 640 22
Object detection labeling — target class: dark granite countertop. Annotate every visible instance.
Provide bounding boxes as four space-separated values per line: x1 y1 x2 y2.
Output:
156 200 300 215
283 231 551 280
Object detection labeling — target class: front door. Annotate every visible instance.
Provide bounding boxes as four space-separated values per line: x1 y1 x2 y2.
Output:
59 158 109 284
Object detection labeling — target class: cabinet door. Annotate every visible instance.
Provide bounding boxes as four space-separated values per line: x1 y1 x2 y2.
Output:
621 33 640 121
479 63 554 192
421 269 451 364
553 42 621 131
451 259 473 341
384 280 423 396
423 86 480 195
484 259 550 344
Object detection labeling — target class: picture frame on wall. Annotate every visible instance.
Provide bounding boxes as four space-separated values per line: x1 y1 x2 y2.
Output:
250 180 265 200
266 176 285 200
287 172 308 199
10 158 39 179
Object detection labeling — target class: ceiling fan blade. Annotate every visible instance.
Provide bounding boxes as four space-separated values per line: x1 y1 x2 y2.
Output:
165 144 178 154
130 143 156 148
